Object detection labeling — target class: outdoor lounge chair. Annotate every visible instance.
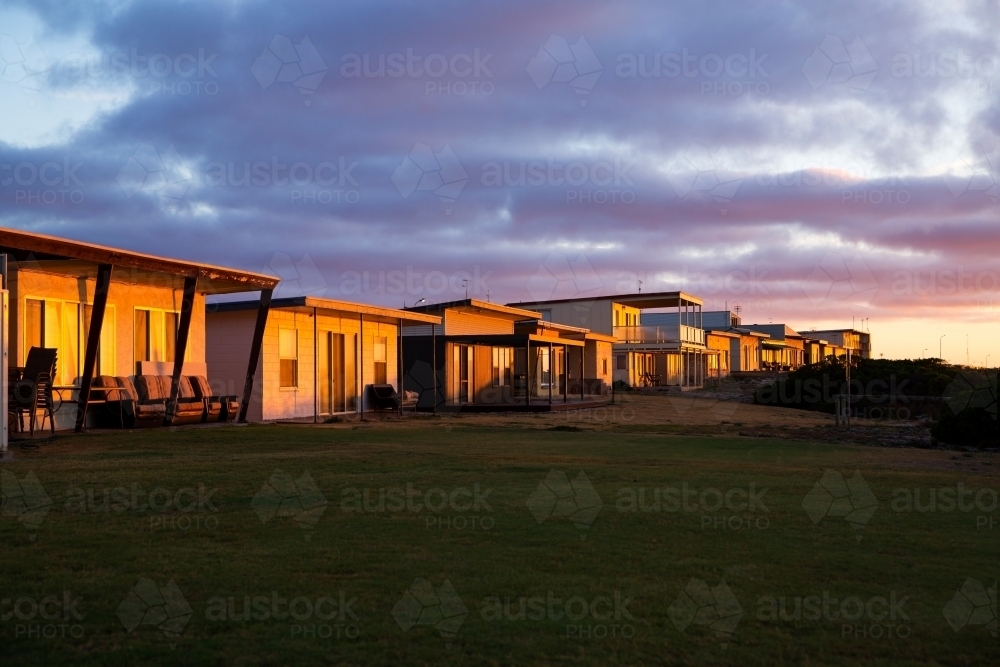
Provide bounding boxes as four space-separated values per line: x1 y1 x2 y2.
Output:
134 375 205 426
94 376 165 428
11 346 58 435
367 383 401 411
187 375 239 422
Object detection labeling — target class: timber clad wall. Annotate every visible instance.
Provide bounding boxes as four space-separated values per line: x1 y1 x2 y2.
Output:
206 308 398 421
443 311 513 336
205 310 261 422
585 340 613 385
527 301 614 335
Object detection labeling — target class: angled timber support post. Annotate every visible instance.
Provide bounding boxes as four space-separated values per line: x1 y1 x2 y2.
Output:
166 276 198 426
432 326 437 413
313 306 318 424
398 317 404 416
359 312 364 421
75 263 113 433
239 288 272 423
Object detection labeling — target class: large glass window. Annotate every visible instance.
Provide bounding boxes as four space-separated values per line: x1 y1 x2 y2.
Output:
134 309 150 363
82 305 116 376
165 312 178 362
135 308 180 365
279 328 298 388
25 298 116 384
492 347 513 387
25 299 43 350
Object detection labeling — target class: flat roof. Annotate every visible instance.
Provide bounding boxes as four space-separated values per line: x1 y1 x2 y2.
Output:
808 328 866 336
210 296 441 326
706 330 741 338
727 327 771 339
406 298 541 322
0 226 278 294
513 290 703 309
516 319 590 334
745 323 803 340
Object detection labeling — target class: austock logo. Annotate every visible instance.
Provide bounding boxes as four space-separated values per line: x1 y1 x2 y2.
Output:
802 470 878 540
943 578 997 637
943 369 997 420
527 35 603 106
392 578 468 648
525 252 603 303
264 252 328 298
117 578 192 642
251 470 329 540
1 469 51 540
803 251 879 308
668 578 743 647
117 143 191 200
392 142 468 214
526 469 603 537
943 145 998 209
664 143 745 213
0 34 49 96
252 35 327 104
802 35 878 93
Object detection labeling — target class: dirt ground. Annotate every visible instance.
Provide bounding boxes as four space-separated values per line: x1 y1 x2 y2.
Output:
301 390 944 450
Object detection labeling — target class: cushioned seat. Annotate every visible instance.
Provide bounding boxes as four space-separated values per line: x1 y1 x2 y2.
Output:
189 375 239 422
186 376 222 422
137 375 205 425
96 376 166 428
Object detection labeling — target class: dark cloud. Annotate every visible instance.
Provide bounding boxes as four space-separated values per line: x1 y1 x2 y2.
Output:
0 0 998 339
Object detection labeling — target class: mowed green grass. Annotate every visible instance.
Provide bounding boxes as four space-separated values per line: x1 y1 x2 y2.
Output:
1 424 997 666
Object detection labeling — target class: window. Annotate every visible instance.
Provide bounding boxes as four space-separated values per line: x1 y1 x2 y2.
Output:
82 305 116 376
616 354 626 370
134 309 149 363
373 337 387 384
492 347 513 387
134 308 179 364
279 329 298 388
602 358 608 375
453 344 471 403
539 310 552 322
25 298 116 384
25 299 43 350
165 312 178 363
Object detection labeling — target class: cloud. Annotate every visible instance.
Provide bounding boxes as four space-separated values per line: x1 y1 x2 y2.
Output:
0 0 997 352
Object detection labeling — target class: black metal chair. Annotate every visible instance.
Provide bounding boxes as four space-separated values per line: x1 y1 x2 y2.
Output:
367 383 401 411
12 347 58 435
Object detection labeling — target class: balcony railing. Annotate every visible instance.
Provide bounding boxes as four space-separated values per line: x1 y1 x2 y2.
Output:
613 324 705 346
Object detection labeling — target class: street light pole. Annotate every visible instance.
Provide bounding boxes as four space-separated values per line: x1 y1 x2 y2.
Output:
939 334 946 361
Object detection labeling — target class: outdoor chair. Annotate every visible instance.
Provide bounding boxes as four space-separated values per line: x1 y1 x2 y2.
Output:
187 375 239 422
134 375 204 426
95 376 165 428
11 346 58 435
367 383 401 411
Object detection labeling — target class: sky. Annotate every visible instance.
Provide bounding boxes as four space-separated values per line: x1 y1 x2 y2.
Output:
0 0 998 364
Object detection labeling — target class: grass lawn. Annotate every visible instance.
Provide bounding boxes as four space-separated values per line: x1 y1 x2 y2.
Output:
1 421 997 665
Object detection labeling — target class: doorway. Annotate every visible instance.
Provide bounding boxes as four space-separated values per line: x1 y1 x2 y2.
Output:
317 331 345 414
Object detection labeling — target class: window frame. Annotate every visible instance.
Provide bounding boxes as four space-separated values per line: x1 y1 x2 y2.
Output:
23 296 117 384
133 306 181 366
278 327 299 389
